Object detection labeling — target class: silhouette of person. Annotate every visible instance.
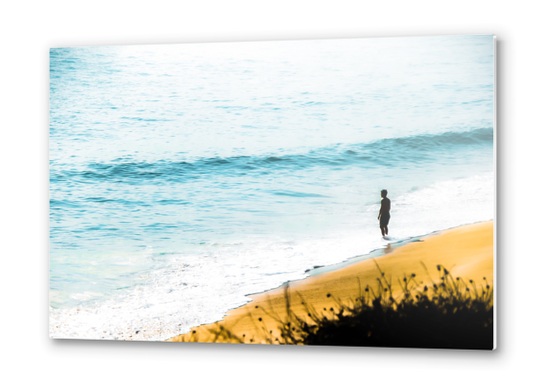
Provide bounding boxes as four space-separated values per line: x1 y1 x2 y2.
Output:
377 189 391 237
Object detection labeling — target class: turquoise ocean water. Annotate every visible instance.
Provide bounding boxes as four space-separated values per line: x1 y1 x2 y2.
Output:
49 35 494 340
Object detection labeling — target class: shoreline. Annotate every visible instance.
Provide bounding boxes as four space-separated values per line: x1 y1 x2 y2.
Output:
168 220 494 343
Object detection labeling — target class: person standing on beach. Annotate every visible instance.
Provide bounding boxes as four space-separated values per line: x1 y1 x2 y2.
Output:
377 189 391 237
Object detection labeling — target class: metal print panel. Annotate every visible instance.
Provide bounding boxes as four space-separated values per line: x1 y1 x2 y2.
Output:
49 35 495 349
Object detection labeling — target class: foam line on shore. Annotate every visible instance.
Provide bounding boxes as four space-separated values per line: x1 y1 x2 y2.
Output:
168 220 494 343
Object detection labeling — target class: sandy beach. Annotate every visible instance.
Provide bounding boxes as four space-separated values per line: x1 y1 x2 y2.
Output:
168 220 494 344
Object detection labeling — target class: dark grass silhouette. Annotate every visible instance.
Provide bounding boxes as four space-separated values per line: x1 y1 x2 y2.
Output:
201 262 493 350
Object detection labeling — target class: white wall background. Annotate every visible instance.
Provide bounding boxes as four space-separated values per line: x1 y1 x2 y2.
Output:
1 1 539 382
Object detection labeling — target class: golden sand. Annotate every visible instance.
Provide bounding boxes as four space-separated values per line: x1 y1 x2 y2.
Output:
168 220 494 343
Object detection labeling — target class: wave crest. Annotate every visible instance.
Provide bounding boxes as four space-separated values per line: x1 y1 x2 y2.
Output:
50 128 493 184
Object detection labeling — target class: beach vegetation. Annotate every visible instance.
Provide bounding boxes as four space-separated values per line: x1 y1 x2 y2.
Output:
197 263 494 350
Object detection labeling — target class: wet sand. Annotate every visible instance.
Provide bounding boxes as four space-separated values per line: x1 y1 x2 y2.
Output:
168 220 494 344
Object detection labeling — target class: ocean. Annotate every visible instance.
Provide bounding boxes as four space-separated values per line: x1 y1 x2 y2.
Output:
49 35 495 340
